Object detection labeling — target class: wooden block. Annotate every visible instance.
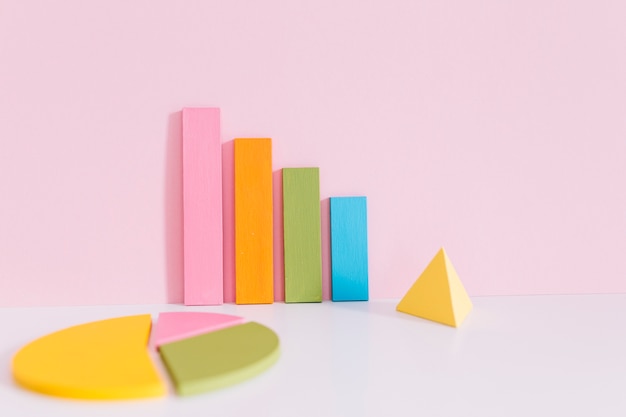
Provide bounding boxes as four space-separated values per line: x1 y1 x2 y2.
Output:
182 107 223 305
12 315 165 400
159 322 280 396
330 197 369 301
234 138 274 304
152 312 245 348
396 248 473 327
282 168 322 303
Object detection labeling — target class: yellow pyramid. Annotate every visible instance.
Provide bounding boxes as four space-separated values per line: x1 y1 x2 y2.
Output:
396 248 472 327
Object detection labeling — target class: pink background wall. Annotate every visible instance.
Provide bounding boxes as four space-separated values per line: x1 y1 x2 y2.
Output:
1 1 625 306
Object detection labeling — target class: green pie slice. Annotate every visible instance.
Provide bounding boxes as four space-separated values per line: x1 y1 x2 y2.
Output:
158 322 280 396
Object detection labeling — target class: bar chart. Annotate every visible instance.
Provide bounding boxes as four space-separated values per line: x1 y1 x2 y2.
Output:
183 107 368 305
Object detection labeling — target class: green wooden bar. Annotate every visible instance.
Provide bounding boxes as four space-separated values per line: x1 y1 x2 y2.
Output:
282 168 322 303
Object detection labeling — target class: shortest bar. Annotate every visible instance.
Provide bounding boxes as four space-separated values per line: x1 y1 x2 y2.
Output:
329 197 369 301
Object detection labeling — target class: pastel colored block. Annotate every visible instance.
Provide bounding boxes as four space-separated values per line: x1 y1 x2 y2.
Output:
183 107 223 305
159 322 280 396
282 168 322 303
152 312 244 348
12 315 165 400
396 248 473 327
330 197 369 301
234 138 274 304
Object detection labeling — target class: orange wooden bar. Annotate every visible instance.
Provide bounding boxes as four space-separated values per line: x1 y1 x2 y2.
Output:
234 138 274 304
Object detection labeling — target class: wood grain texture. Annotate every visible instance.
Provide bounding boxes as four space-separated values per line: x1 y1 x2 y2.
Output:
330 197 369 301
182 108 223 306
234 139 274 304
282 168 322 303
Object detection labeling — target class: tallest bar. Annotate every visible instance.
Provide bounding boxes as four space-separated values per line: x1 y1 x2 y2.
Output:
182 108 223 305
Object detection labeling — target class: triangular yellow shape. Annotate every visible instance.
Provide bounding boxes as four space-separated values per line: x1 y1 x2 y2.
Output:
396 248 472 327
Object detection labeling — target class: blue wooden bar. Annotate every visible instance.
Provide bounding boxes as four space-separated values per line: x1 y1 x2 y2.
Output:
330 197 369 301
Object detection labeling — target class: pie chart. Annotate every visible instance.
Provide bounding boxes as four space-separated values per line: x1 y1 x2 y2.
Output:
11 312 280 400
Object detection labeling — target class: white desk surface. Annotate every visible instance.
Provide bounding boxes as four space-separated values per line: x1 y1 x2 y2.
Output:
1 295 625 417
